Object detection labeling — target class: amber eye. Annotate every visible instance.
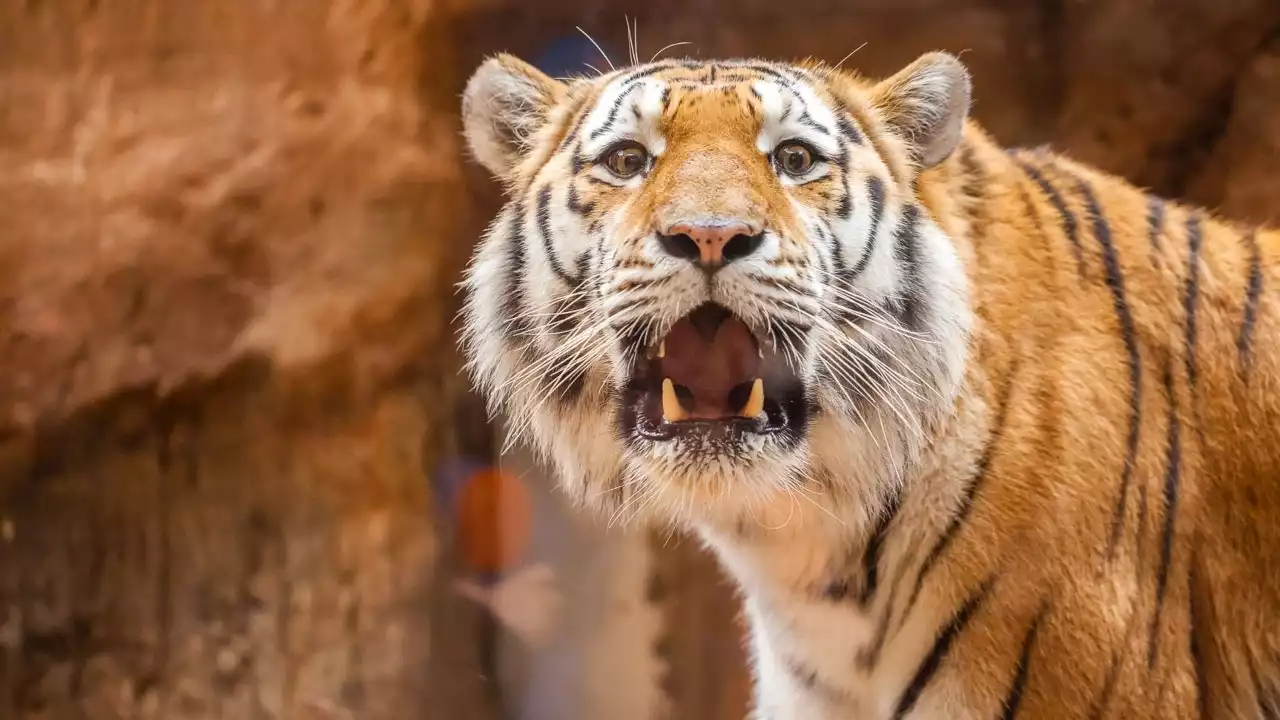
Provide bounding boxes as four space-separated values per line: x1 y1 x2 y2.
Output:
603 142 650 179
775 142 815 176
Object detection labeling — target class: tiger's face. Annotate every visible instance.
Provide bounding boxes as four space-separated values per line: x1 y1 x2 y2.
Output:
460 53 973 528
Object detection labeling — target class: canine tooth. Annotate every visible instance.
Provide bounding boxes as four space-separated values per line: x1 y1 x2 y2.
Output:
662 378 686 422
742 378 765 418
657 340 665 359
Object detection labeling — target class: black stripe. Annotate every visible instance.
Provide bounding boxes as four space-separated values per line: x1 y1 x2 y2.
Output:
622 62 679 84
1148 358 1181 669
547 358 587 403
836 115 864 145
1001 601 1049 720
810 221 833 279
797 109 832 136
836 176 853 220
555 102 593 154
898 362 1017 635
891 575 996 719
889 205 923 330
1069 176 1143 562
1251 652 1280 720
1183 213 1203 401
960 144 988 242
847 176 886 278
537 185 578 286
659 86 672 112
502 203 534 339
1188 565 1208 720
1015 159 1086 278
1147 196 1165 265
785 656 853 704
857 547 914 669
1239 229 1263 375
1087 650 1123 720
566 184 595 217
856 483 904 607
732 63 796 87
1135 482 1149 577
588 83 642 141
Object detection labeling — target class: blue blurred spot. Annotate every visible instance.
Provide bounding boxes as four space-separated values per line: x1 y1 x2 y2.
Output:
432 455 489 520
534 35 610 78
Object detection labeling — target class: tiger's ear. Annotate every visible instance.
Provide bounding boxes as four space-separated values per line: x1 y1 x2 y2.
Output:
462 54 566 178
870 52 971 169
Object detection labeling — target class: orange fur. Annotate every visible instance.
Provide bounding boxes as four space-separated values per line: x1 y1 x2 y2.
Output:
459 52 1280 718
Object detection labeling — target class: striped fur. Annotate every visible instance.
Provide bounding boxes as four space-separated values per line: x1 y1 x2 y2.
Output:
460 52 1280 718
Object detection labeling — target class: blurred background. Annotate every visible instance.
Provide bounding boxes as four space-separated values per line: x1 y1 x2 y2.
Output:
1 1 1278 718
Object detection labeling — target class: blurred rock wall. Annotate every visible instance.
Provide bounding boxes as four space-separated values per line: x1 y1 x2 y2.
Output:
0 0 1276 718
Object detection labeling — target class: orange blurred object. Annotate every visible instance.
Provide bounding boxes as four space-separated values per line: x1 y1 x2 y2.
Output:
456 466 533 575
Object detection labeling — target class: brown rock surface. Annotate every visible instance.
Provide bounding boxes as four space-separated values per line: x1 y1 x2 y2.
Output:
0 1 492 718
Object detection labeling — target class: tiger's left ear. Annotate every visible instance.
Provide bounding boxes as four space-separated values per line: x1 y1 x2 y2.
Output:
462 54 567 179
870 52 971 169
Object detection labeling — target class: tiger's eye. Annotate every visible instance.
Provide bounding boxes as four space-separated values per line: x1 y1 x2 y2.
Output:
775 143 815 176
605 143 649 178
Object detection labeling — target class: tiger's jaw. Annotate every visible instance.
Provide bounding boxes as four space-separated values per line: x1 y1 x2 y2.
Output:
616 302 812 459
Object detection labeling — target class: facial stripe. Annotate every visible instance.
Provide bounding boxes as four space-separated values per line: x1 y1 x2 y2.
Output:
566 183 596 217
587 82 643 141
502 203 535 340
754 80 842 157
847 176 886 279
1148 358 1182 669
832 100 865 145
836 178 853 220
889 204 924 330
892 574 997 719
1239 228 1264 376
537 184 578 286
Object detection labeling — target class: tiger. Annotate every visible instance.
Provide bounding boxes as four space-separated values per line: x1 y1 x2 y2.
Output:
456 49 1280 719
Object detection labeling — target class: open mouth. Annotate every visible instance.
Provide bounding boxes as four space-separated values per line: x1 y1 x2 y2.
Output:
620 303 807 443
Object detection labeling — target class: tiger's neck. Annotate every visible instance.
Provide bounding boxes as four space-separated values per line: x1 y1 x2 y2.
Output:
689 129 1013 717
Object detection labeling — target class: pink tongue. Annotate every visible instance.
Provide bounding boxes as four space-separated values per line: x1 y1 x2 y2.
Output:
659 305 760 418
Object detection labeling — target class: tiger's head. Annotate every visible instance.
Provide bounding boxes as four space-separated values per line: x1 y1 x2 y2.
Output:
459 53 973 529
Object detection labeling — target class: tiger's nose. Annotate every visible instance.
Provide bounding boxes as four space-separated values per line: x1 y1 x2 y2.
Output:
658 221 765 269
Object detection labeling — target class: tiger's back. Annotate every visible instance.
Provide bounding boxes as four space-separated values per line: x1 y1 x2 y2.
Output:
457 51 1280 718
911 131 1280 717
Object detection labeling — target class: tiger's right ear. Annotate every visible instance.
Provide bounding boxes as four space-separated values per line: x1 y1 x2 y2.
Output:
462 54 566 178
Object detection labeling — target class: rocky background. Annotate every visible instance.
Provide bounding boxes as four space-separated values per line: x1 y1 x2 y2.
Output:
0 0 1277 718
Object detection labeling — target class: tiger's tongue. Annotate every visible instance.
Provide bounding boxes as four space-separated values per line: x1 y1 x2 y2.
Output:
658 305 761 419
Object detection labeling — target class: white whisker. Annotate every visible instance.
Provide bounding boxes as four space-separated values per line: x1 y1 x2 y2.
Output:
650 41 692 63
576 26 615 72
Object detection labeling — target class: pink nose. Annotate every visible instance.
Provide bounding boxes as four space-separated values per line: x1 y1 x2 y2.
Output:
660 221 763 268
